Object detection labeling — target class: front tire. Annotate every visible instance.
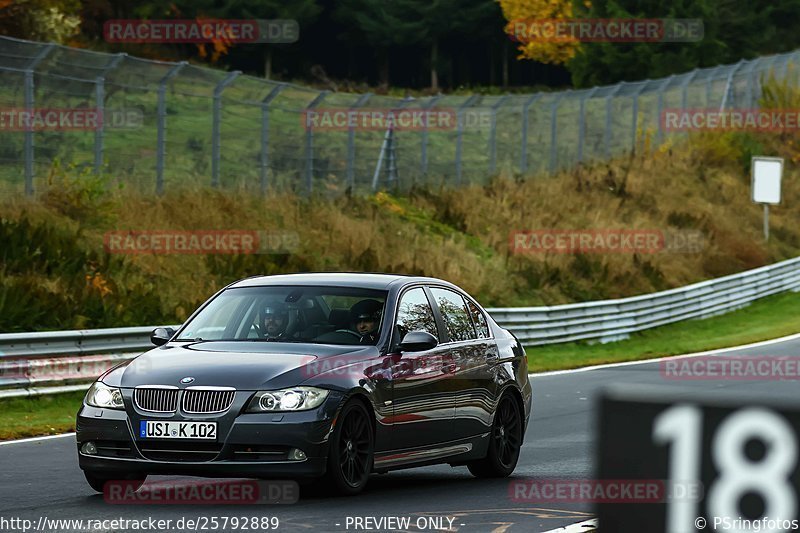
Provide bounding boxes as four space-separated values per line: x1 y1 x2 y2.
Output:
322 400 374 496
468 392 522 478
84 471 146 494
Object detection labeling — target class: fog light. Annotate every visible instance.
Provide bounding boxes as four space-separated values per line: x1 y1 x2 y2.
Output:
288 448 306 461
81 441 97 455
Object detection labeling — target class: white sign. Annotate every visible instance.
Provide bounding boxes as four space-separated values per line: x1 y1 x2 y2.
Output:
751 156 783 204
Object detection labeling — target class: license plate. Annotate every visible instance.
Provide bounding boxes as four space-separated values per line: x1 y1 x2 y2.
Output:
139 421 217 440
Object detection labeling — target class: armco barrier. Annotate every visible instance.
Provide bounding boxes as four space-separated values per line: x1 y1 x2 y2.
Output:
1 256 799 398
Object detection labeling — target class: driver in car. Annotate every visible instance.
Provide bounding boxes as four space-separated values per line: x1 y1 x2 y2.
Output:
262 303 291 340
349 299 383 344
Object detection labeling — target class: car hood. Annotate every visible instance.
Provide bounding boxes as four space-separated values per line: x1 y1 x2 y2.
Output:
114 341 375 390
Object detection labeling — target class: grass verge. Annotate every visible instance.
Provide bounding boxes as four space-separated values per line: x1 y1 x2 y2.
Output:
0 390 85 441
526 290 800 373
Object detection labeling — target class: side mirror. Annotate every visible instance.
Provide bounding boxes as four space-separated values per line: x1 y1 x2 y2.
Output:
398 331 438 352
150 327 175 347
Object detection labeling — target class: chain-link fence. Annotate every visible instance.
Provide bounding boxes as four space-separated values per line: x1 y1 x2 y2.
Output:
1 35 798 197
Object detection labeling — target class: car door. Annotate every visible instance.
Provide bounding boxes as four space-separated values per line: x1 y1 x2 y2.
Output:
428 286 498 442
386 286 456 450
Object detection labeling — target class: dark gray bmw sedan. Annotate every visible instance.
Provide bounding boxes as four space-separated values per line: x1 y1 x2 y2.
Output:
76 273 532 495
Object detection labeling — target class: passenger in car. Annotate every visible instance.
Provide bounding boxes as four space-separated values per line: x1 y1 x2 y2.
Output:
349 299 383 344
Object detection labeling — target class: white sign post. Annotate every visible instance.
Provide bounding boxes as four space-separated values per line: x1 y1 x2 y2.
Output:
751 156 783 241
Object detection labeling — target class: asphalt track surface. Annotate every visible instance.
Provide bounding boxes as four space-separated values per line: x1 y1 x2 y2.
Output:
2 334 799 533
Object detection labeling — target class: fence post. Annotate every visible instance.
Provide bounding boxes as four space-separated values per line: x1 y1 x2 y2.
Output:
23 43 54 196
705 66 724 107
156 61 187 196
420 95 442 180
94 53 126 175
604 84 623 159
631 82 648 152
549 91 569 174
456 95 480 186
303 91 329 195
680 69 699 110
260 83 286 195
577 88 598 163
489 95 509 173
520 93 542 174
719 60 745 111
346 92 372 190
210 71 241 188
656 75 674 145
744 60 759 108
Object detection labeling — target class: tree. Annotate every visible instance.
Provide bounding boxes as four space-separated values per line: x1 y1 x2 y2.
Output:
496 0 581 66
334 0 424 88
391 0 500 90
566 0 800 87
217 0 321 79
0 0 81 44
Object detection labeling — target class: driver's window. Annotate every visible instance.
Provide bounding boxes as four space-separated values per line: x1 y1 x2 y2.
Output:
395 288 438 341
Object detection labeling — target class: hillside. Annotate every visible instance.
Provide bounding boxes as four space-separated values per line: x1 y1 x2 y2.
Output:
2 129 799 332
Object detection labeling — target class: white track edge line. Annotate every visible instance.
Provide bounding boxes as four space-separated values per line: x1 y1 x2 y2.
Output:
541 518 598 532
0 432 75 446
528 331 800 378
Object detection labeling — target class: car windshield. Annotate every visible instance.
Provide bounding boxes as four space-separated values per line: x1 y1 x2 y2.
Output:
175 286 388 346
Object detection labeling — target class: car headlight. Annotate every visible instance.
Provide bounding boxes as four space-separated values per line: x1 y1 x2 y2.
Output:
246 387 329 412
85 382 125 410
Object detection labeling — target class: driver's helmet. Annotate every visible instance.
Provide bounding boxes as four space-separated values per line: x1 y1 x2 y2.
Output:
349 299 383 339
262 302 289 338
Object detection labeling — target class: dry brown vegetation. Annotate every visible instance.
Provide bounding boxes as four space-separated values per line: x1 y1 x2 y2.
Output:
2 128 800 331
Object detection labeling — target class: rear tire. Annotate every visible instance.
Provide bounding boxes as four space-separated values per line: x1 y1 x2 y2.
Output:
322 400 374 496
468 392 523 478
83 471 146 494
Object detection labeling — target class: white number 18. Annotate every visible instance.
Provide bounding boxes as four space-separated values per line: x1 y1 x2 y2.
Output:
653 405 798 533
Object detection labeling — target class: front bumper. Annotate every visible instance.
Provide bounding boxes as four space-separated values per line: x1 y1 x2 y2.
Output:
76 391 343 479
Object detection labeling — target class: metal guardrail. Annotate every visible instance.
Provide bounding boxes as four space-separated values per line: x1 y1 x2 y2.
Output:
1 257 800 398
0 325 180 399
491 256 800 345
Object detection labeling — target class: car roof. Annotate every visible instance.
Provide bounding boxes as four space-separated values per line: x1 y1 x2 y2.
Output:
228 272 453 291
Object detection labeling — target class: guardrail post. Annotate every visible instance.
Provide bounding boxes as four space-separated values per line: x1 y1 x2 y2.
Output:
259 83 286 195
23 43 54 196
156 61 187 196
346 92 372 190
211 71 241 188
303 91 329 195
549 91 569 173
604 84 623 159
489 95 509 173
577 88 597 163
94 53 126 175
456 95 480 186
420 95 442 180
520 93 542 174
